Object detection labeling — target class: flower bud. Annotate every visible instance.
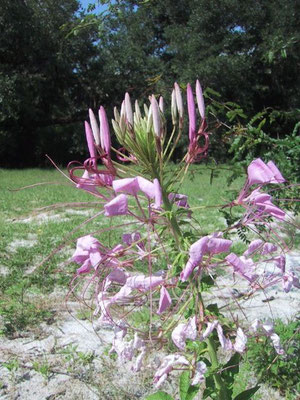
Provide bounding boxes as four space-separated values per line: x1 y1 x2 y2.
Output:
113 106 120 123
196 79 205 119
89 109 100 145
125 92 133 126
174 82 184 119
99 106 111 155
187 83 196 142
134 100 141 125
151 95 161 138
171 89 177 125
158 96 164 113
146 104 153 132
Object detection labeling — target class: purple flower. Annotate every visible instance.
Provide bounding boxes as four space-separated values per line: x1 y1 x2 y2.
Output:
169 193 190 208
71 235 102 274
233 328 247 353
104 194 128 217
243 189 285 221
247 158 285 187
225 253 258 282
243 239 264 257
191 361 207 385
181 234 232 281
251 320 285 355
243 239 277 257
273 255 286 273
171 316 197 350
125 274 164 292
113 176 155 198
154 354 189 388
199 320 219 341
157 286 172 314
153 178 163 209
216 324 233 351
282 271 300 292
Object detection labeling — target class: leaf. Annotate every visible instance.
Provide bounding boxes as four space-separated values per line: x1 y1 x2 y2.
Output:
179 371 190 400
179 371 200 400
233 386 260 400
145 391 174 400
185 386 200 400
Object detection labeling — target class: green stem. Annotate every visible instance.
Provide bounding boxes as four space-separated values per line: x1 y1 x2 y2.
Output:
161 190 182 247
206 337 230 400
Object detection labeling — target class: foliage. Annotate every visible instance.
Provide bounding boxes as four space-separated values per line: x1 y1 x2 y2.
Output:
1 0 300 166
247 320 300 397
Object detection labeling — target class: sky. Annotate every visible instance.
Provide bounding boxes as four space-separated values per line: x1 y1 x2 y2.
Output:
79 0 107 13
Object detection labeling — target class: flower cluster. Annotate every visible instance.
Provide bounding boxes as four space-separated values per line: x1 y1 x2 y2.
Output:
66 81 298 399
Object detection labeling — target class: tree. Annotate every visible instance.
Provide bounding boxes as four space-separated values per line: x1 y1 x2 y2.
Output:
0 0 100 166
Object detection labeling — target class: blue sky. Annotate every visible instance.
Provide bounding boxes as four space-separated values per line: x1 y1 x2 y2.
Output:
79 0 106 13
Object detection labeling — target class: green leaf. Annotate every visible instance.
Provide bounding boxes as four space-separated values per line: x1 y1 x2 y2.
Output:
145 391 174 400
179 371 190 400
185 386 200 400
179 371 200 400
233 386 260 400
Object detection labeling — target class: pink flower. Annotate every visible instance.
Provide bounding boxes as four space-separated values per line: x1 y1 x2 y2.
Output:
199 320 219 341
169 193 189 208
243 239 277 257
243 239 264 257
251 320 285 355
71 235 102 274
261 242 278 255
153 178 163 209
282 271 300 292
243 189 285 221
125 274 164 292
273 255 286 273
113 176 155 198
247 158 285 187
233 328 247 353
154 354 189 388
157 286 172 314
172 317 197 350
216 324 233 351
225 253 258 282
104 194 128 216
191 361 207 385
181 235 232 281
